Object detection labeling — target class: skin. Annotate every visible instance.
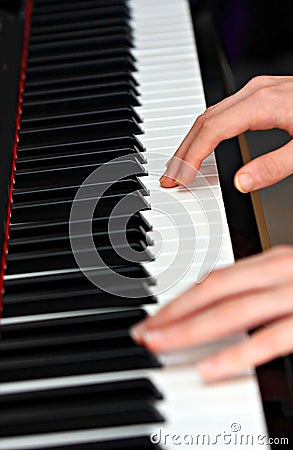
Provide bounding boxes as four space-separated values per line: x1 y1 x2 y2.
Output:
131 76 293 381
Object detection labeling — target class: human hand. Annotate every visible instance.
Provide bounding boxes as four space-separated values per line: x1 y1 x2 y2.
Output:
160 75 293 191
131 246 293 381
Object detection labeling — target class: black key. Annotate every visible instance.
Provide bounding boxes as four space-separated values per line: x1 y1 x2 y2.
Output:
27 46 134 68
6 219 152 267
33 1 126 17
18 116 142 147
34 0 124 5
17 135 145 157
20 104 142 128
13 176 147 204
5 238 153 275
23 79 139 101
1 309 147 351
31 17 130 39
10 189 149 225
0 399 163 437
25 57 136 85
8 225 150 254
9 212 152 240
0 379 163 437
13 158 146 190
23 73 138 101
22 88 139 116
29 25 131 47
0 346 161 382
3 267 156 317
0 378 162 406
31 5 130 27
24 69 137 92
15 149 145 172
28 34 133 59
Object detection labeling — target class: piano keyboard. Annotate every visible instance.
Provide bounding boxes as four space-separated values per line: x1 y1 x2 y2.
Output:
0 0 269 449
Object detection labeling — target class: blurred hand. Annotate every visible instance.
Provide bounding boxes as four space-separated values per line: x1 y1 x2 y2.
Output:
131 246 293 381
160 75 293 191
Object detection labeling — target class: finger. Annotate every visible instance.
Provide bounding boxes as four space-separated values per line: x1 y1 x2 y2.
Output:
131 246 293 340
234 140 293 192
198 314 293 381
132 280 293 353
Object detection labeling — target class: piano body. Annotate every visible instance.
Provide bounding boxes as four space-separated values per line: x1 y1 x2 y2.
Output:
0 0 292 449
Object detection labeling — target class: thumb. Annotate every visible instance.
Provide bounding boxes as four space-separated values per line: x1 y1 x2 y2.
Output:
234 140 293 193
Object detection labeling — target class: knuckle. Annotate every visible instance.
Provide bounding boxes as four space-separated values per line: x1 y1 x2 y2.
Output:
252 84 283 107
195 112 205 125
257 331 282 356
252 85 274 102
203 106 214 118
248 75 275 89
200 115 215 133
196 110 222 143
195 111 211 130
261 154 286 180
257 319 293 358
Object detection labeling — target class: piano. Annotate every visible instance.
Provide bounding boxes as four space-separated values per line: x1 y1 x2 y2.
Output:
0 0 292 449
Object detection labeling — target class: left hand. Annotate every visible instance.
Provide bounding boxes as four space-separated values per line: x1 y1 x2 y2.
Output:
131 246 293 381
159 75 293 191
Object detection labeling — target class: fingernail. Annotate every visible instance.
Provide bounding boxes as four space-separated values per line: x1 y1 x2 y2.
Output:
130 322 147 344
165 158 172 167
144 330 162 346
235 173 254 193
198 358 217 375
130 326 162 348
197 358 219 381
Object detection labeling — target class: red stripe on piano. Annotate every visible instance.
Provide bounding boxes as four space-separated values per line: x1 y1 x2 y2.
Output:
0 0 34 315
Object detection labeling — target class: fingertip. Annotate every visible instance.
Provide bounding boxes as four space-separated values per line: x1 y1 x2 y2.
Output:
130 325 163 352
130 321 147 344
197 358 218 380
